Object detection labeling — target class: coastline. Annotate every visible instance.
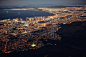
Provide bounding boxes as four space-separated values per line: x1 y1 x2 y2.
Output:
0 5 86 55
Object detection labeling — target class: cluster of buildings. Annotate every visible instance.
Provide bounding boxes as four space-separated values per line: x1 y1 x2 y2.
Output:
0 5 86 53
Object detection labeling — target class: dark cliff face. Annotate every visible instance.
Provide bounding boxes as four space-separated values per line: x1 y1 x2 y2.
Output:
56 21 86 54
57 21 86 37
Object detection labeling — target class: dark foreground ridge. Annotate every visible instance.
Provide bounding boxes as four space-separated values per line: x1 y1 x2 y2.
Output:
0 21 86 57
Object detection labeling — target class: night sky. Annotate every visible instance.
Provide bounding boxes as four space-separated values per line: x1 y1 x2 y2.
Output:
0 0 86 6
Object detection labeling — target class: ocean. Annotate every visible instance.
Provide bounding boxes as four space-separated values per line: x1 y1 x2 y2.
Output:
0 10 54 20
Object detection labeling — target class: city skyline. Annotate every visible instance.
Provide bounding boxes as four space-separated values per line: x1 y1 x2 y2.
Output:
0 0 86 6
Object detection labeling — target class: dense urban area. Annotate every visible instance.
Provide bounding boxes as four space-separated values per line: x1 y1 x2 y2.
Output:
0 5 86 54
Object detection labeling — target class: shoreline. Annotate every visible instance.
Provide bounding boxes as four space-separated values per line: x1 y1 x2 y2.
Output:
0 5 86 54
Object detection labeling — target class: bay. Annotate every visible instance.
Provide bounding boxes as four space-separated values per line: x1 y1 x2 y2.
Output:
0 10 54 20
